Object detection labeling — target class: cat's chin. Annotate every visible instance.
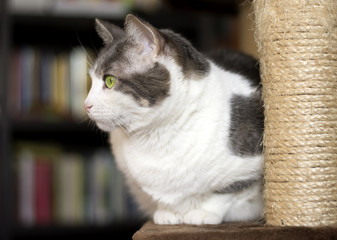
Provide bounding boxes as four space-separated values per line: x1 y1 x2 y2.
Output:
93 119 125 132
95 121 118 132
87 114 123 132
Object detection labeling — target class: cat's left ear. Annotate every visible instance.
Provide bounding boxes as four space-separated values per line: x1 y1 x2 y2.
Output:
95 19 124 44
125 14 163 57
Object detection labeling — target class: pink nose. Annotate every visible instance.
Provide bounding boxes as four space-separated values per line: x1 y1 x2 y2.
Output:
84 102 93 112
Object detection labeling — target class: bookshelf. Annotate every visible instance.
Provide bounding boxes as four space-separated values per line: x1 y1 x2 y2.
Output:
1 0 11 240
1 0 243 239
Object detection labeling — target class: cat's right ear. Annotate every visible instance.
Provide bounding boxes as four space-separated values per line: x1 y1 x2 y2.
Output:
95 19 124 44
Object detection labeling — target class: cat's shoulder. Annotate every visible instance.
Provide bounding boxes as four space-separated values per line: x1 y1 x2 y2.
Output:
206 49 260 87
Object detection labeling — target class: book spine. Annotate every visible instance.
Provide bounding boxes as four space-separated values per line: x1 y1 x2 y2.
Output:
20 47 34 113
39 51 54 108
34 158 52 225
17 150 35 225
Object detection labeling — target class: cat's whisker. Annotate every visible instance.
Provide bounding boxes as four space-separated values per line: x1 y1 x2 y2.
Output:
76 34 94 67
86 60 93 69
77 115 91 124
107 116 127 141
89 39 99 55
87 118 99 131
112 116 137 142
110 115 132 138
94 98 133 139
115 119 131 137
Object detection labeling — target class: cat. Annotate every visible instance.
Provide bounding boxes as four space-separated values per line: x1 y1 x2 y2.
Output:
84 14 264 225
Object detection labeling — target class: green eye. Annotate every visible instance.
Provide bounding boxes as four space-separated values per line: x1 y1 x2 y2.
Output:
104 75 117 89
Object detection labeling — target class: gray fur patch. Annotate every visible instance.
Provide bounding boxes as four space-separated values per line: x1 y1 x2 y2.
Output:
207 49 260 87
116 62 170 106
160 29 210 78
96 40 131 75
214 179 259 194
229 91 264 156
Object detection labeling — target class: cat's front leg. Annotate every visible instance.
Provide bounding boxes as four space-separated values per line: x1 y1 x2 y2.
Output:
183 209 223 225
183 182 263 225
182 194 232 225
152 194 230 225
153 208 183 225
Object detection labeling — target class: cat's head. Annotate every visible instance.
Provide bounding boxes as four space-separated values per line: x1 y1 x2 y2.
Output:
84 14 209 133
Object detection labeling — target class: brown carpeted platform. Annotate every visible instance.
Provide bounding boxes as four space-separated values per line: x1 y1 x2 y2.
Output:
133 221 337 240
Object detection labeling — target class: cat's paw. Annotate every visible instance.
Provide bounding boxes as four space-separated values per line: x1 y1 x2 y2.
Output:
153 210 183 225
183 209 222 225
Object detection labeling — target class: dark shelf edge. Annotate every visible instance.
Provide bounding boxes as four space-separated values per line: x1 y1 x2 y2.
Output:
12 221 145 239
12 119 96 133
11 119 110 148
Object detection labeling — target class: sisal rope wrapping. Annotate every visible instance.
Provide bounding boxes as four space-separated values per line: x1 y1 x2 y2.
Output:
253 0 337 226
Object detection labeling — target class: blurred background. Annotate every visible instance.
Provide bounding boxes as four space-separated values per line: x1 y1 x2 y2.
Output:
0 0 257 239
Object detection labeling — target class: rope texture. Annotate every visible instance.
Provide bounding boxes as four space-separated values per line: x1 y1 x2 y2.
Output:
254 0 337 226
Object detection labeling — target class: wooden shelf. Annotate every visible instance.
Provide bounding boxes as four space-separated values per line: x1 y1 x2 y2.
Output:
13 221 144 240
133 221 337 240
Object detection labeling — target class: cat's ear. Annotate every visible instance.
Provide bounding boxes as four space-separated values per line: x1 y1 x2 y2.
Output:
95 19 124 44
125 14 163 57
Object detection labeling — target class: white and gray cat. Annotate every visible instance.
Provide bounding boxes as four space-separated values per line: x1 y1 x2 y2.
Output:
84 14 264 225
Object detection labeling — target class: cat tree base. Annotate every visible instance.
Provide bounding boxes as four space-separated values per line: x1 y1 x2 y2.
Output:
133 221 337 240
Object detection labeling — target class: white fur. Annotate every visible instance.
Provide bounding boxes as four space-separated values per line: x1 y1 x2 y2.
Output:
85 56 264 225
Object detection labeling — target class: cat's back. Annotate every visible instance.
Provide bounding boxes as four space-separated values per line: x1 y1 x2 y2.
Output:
207 49 260 87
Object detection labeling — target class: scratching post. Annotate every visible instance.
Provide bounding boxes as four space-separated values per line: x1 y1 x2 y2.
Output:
254 0 337 226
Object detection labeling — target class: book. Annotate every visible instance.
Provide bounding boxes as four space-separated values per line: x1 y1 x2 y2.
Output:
10 46 94 120
54 52 70 115
20 47 35 113
17 149 35 226
15 142 140 226
88 150 114 224
56 153 85 224
34 157 52 225
39 51 54 108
